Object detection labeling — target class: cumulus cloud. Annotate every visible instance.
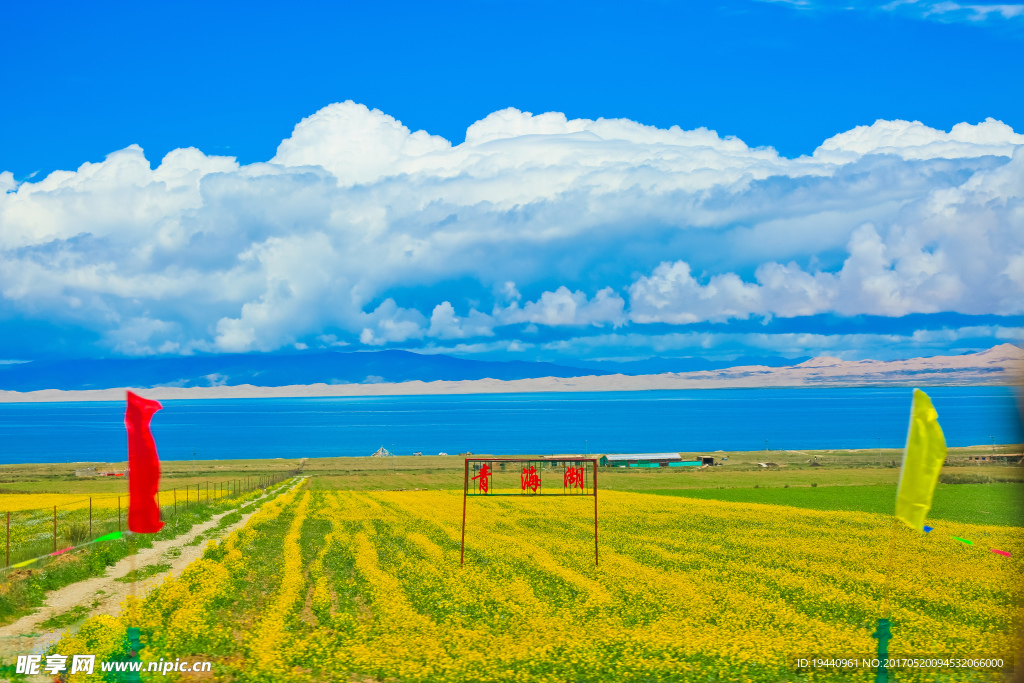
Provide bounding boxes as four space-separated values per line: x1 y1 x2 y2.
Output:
760 0 1024 24
498 287 627 327
813 118 1024 162
1 101 1022 357
271 102 450 186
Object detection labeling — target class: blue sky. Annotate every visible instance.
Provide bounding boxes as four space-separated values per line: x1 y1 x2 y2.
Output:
1 0 1022 364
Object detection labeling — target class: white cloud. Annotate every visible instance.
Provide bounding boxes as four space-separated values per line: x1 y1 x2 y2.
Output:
0 103 1021 356
762 0 1024 24
629 262 763 323
814 118 1024 162
427 302 496 339
271 102 450 187
916 1 1024 21
358 299 428 346
498 287 626 327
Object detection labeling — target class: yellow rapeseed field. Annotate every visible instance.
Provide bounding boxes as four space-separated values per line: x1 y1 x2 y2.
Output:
0 489 230 513
54 485 1022 682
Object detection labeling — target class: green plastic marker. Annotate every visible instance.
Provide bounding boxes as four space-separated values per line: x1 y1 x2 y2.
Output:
93 531 123 543
952 536 973 545
125 627 142 682
873 618 891 682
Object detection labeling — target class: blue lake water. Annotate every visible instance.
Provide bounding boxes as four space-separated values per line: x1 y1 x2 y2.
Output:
0 386 1020 464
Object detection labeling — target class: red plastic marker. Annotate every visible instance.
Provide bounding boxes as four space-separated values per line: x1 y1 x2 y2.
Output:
991 549 1012 557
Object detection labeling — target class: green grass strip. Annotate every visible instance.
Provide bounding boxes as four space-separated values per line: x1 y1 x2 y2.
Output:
645 483 1023 527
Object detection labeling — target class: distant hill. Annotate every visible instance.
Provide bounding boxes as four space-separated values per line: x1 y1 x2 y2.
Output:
1 345 1018 402
0 350 806 392
562 355 808 375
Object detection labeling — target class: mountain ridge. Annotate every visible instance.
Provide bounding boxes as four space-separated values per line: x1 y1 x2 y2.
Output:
0 349 806 392
0 344 1018 403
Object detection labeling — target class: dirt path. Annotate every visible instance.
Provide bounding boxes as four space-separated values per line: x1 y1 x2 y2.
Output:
0 479 303 657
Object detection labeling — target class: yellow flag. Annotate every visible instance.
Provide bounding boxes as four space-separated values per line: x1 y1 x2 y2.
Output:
895 389 947 531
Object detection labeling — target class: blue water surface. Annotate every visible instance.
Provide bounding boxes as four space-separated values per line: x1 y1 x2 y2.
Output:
0 387 1020 464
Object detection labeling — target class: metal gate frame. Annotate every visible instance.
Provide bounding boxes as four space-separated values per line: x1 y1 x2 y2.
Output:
460 457 599 566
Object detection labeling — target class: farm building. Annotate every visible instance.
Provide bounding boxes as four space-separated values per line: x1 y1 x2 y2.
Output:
969 454 1021 463
540 454 717 468
604 453 708 468
542 455 609 467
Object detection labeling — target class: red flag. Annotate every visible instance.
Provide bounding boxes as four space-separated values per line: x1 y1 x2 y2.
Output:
125 391 164 533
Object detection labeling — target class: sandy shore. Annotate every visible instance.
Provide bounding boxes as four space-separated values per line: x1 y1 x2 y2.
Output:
0 344 1019 403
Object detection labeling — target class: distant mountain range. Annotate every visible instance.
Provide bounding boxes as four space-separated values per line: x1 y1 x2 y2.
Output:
0 345 1018 402
0 350 806 392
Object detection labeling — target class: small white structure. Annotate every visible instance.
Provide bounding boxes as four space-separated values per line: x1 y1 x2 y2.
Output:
74 467 98 477
371 446 393 457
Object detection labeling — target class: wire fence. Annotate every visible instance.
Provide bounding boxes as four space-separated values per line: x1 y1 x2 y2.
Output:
1 473 286 568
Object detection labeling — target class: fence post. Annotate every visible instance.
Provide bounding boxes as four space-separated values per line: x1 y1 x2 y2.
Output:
53 505 57 552
6 511 9 567
89 498 92 539
118 497 121 532
174 488 177 517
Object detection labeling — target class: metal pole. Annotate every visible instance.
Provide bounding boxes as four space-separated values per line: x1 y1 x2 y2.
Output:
174 488 177 517
53 505 57 552
5 511 9 567
460 458 468 566
593 458 599 567
118 497 121 532
89 498 92 539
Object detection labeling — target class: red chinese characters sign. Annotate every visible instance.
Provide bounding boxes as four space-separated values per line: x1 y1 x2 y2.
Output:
462 457 599 567
564 465 585 491
471 463 493 494
466 459 593 496
521 465 540 493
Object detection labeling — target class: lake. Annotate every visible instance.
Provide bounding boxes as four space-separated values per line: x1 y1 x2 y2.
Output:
0 386 1020 463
